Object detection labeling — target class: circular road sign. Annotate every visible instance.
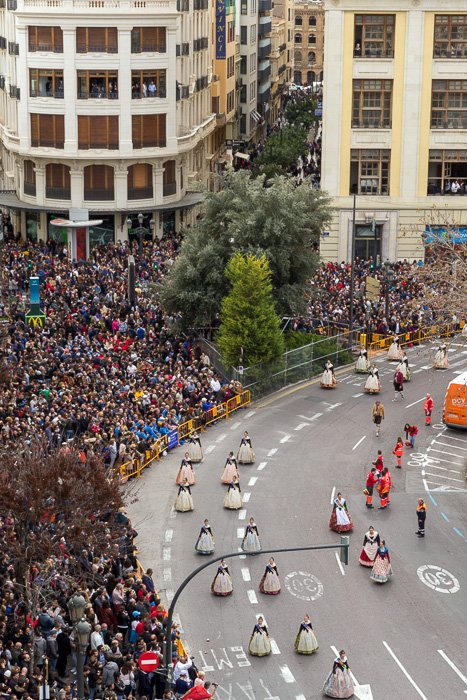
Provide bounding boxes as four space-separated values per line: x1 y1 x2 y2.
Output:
284 570 324 601
138 651 160 672
417 565 460 594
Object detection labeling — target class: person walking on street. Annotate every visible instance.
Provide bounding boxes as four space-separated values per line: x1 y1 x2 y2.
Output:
393 437 404 469
393 367 404 401
404 424 418 448
364 467 378 509
416 498 427 537
372 400 385 437
424 394 434 426
372 450 384 472
377 467 391 509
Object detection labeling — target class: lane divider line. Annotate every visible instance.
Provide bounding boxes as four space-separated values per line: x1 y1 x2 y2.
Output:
248 477 258 486
238 509 247 520
242 492 251 503
279 665 296 683
257 461 267 470
330 486 336 505
352 435 367 451
335 551 345 576
382 641 428 699
247 589 258 604
438 649 467 689
241 567 251 582
268 448 278 456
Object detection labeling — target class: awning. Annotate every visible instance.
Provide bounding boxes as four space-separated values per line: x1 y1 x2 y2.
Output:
425 225 467 244
234 152 250 161
0 190 50 211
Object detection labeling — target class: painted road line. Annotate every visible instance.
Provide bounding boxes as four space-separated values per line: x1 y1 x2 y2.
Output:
330 485 336 504
247 589 258 604
238 547 246 559
335 551 345 576
169 508 177 519
163 568 172 582
230 421 241 430
454 527 465 538
434 439 467 451
438 650 467 689
279 665 296 683
330 646 360 687
405 397 426 408
205 445 216 454
245 410 256 418
238 509 247 520
413 369 424 374
352 393 364 398
352 435 367 451
294 423 310 431
421 365 432 370
442 434 467 443
257 461 267 470
280 434 291 443
241 567 251 582
424 463 461 473
427 490 438 505
441 512 450 522
242 492 251 503
166 590 174 603
163 548 171 561
216 433 227 443
270 639 281 655
237 527 245 538
326 402 343 411
298 413 323 421
164 529 173 543
426 455 463 466
429 447 465 460
383 641 428 699
424 472 464 482
268 448 278 457
296 696 307 700
248 477 258 486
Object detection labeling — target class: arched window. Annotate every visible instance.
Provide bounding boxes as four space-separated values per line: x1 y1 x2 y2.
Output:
163 160 176 197
308 51 316 64
307 71 316 84
127 163 153 200
309 15 316 26
295 33 302 44
24 160 36 196
295 15 302 26
293 70 302 85
294 50 302 63
308 34 316 44
84 164 114 201
45 164 70 200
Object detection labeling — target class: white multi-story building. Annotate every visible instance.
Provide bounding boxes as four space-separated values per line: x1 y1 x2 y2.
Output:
0 0 215 247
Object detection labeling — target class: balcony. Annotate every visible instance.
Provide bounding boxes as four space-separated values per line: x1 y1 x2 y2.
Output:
258 87 270 104
163 182 176 196
30 88 64 98
258 20 271 37
78 89 118 99
28 43 63 52
193 37 209 51
46 187 70 199
128 186 153 200
176 0 189 8
258 43 271 59
193 0 208 8
259 0 271 11
258 65 271 83
131 43 166 53
84 188 114 201
24 182 36 196
216 112 226 126
77 44 118 53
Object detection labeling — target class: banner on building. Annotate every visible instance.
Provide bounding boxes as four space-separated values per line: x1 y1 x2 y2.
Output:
216 0 226 59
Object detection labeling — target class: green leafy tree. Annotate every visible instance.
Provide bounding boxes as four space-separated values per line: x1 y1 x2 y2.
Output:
161 170 333 329
285 94 317 131
254 126 307 176
217 253 284 367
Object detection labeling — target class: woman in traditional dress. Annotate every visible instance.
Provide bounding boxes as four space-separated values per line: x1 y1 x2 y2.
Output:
433 342 449 369
188 432 203 463
174 478 194 512
358 526 380 567
237 431 255 464
370 540 393 584
259 557 280 595
397 352 411 381
223 475 243 510
322 650 354 698
364 365 380 394
321 360 337 389
211 559 233 596
221 451 239 484
248 616 271 657
294 614 319 655
387 335 403 362
329 493 353 533
241 517 262 553
355 347 370 374
195 519 214 555
176 452 196 486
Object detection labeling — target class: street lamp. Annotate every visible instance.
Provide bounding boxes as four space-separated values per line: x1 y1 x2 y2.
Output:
384 259 395 320
68 595 91 700
348 194 357 343
126 213 155 256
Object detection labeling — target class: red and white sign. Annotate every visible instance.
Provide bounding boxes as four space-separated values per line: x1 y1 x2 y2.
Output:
138 651 160 672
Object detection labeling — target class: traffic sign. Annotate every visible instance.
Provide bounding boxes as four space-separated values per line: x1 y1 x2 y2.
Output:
138 651 160 672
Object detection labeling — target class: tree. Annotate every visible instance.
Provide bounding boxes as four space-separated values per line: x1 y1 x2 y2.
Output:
217 253 284 367
285 94 317 131
161 170 333 330
254 126 308 177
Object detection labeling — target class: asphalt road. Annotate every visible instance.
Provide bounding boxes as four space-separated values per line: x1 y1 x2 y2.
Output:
128 338 467 700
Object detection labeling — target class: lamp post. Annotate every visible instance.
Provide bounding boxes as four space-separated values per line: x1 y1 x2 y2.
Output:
68 594 91 700
348 194 357 344
384 259 395 320
126 213 155 256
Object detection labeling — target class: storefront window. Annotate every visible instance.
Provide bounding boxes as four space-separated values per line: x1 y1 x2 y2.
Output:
88 214 115 248
26 212 39 242
47 212 67 242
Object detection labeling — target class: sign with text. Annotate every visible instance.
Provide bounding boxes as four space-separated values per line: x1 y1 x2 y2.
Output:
167 428 179 451
215 0 226 59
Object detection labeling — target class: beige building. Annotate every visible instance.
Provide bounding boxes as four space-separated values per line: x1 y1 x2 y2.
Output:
293 0 324 86
321 0 467 262
269 16 289 123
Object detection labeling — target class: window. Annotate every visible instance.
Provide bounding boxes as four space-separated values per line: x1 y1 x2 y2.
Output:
77 71 118 99
28 26 63 52
241 0 247 14
29 69 63 98
83 165 114 200
24 160 36 196
350 149 390 195
427 150 467 194
354 15 394 58
294 50 302 63
431 80 467 129
250 0 256 14
241 27 247 45
308 34 316 44
128 163 153 199
30 114 64 148
308 51 315 64
295 33 302 44
249 53 256 72
293 70 302 84
163 160 176 196
307 70 315 84
434 15 467 58
240 55 247 74
250 25 256 44
132 114 166 148
45 164 70 199
309 16 316 27
76 27 118 53
131 27 166 53
250 81 256 100
78 116 119 149
352 79 392 128
131 70 166 98
228 21 235 43
227 89 234 113
227 56 235 78
295 16 302 26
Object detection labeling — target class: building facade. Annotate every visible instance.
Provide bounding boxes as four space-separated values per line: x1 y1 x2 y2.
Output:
293 0 324 86
0 0 215 247
269 16 289 123
321 0 467 262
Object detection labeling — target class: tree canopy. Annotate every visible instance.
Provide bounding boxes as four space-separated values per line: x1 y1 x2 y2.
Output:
253 126 308 177
217 253 284 367
161 170 333 330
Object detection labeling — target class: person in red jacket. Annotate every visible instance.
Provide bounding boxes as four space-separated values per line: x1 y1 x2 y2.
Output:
377 467 391 509
404 423 418 448
424 393 434 426
372 450 384 472
365 467 379 509
393 437 404 468
181 680 219 699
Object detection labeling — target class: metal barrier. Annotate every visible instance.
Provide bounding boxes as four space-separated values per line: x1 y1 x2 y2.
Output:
369 321 465 356
118 390 251 482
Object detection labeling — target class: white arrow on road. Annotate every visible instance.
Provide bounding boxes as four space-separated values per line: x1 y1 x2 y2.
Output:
354 685 374 700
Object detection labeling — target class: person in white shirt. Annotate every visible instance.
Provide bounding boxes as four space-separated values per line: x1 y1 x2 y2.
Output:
173 654 193 681
90 625 104 650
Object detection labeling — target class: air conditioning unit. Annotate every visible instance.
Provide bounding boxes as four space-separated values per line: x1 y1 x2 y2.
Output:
211 74 219 82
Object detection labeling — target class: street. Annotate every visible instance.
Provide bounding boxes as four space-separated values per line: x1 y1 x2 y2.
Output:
129 339 467 699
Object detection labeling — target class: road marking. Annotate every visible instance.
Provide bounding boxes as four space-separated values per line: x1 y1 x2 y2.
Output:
285 571 324 601
298 413 323 421
353 383 363 386
441 513 450 522
241 567 251 581
454 527 465 538
412 368 424 373
268 448 278 456
166 590 174 603
216 433 227 443
295 696 307 700
442 434 467 443
205 445 216 454
279 665 296 683
242 492 251 502
163 568 172 582
405 397 426 408
421 365 432 370
270 640 281 655
438 650 467 688
280 434 291 443
238 509 247 520
352 393 364 398
382 641 429 699
428 492 438 506
163 547 171 561
230 421 241 430
335 551 345 576
248 477 258 486
169 508 177 519
247 589 258 604
426 455 463 466
434 439 467 452
330 646 360 687
237 527 245 538
257 461 267 470
330 486 336 504
238 547 246 559
352 435 367 450
326 402 343 411
424 472 464 482
294 423 309 431
417 565 460 594
429 447 465 460
164 529 173 543
245 410 256 418
424 464 461 473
